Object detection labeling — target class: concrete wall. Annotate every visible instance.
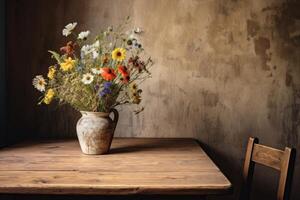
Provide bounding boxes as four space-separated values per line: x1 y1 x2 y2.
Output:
6 0 300 199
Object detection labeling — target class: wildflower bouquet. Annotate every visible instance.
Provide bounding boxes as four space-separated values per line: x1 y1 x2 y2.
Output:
33 18 153 113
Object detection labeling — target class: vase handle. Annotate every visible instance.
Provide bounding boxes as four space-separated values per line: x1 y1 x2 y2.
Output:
110 108 119 128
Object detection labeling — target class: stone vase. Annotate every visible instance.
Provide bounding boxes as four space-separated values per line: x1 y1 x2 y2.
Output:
76 109 119 155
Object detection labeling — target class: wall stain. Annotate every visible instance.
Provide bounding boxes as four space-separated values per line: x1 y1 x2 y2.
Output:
263 1 300 58
283 84 300 147
254 37 271 70
202 91 219 107
247 19 260 39
286 71 293 87
231 55 241 77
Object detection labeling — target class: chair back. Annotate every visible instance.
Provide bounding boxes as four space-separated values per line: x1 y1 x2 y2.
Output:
240 137 296 200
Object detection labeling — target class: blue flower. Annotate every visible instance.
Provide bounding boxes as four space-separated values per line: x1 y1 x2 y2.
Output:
100 88 112 97
104 82 113 89
100 82 113 97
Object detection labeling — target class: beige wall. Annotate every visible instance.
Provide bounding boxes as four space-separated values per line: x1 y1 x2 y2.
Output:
6 0 300 199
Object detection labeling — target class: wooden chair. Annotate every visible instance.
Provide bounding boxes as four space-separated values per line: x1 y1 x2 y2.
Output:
240 137 296 200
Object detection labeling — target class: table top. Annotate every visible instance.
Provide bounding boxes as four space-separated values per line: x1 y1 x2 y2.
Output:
0 138 231 195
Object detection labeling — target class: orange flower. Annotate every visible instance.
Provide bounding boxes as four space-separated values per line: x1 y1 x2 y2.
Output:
118 66 130 83
60 41 76 55
118 65 129 75
100 67 116 81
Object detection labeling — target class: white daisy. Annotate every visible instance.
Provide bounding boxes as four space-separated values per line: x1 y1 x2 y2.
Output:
78 30 90 40
32 75 47 92
81 41 100 59
81 44 94 55
62 22 77 37
81 73 94 85
91 68 101 75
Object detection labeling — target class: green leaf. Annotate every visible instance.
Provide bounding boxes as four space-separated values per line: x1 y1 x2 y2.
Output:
48 50 62 64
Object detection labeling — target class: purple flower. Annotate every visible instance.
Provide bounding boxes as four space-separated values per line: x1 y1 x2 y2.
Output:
100 88 112 97
104 82 113 89
100 82 113 97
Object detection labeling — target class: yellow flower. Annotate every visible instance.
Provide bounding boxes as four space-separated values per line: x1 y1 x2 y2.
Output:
60 57 76 71
47 66 56 80
44 89 55 104
111 48 126 62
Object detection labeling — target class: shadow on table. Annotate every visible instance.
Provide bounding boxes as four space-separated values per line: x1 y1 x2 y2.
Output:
109 139 191 155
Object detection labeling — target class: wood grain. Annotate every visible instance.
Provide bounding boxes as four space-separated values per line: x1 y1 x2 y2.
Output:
0 138 231 195
252 143 284 171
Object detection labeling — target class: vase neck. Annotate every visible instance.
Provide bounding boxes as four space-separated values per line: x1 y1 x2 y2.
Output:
80 111 110 118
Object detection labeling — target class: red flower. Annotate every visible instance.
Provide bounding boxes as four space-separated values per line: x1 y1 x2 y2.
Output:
60 41 76 55
100 67 116 81
118 66 130 83
118 65 129 75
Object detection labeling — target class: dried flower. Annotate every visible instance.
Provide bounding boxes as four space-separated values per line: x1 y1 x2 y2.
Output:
129 83 141 104
60 41 76 56
129 56 145 72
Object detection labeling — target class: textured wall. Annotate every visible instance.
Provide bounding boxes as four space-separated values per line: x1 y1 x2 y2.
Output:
6 0 300 199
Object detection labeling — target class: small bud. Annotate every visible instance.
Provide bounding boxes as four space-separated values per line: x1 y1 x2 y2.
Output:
127 40 133 45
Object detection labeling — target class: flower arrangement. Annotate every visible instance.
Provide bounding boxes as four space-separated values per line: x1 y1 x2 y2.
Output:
33 18 153 113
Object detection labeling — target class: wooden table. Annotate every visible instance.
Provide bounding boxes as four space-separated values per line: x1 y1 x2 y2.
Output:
0 138 231 199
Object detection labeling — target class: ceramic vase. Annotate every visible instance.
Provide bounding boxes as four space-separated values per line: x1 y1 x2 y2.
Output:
76 109 119 155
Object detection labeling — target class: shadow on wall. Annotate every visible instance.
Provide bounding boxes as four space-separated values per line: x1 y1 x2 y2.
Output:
0 0 5 147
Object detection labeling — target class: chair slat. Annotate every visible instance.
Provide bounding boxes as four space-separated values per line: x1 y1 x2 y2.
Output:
252 144 284 171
